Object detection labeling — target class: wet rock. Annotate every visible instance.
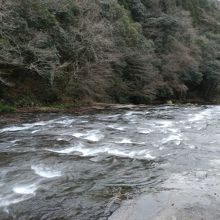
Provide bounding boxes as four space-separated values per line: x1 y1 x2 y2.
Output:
105 197 121 216
167 100 173 105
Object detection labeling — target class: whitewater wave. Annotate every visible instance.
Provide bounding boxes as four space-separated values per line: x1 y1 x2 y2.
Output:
0 117 75 133
47 144 155 160
137 128 152 134
72 131 104 142
188 109 212 122
116 138 133 144
13 184 37 195
31 165 62 178
84 132 104 142
162 134 182 145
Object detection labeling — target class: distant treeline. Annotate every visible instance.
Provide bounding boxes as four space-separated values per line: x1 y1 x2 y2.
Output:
0 0 220 106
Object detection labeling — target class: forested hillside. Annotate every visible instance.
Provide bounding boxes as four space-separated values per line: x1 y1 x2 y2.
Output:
0 0 220 106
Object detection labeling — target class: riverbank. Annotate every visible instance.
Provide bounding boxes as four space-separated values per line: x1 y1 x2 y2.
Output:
0 103 139 125
1 99 219 125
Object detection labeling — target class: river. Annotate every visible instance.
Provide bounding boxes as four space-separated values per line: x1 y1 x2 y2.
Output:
0 105 220 220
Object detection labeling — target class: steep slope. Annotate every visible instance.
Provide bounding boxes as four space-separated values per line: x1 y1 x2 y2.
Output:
0 0 220 106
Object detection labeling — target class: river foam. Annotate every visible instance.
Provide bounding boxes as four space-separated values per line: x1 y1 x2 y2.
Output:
72 131 104 142
188 108 212 122
31 165 62 178
116 138 133 144
84 132 103 142
162 134 182 145
13 184 37 195
47 144 155 160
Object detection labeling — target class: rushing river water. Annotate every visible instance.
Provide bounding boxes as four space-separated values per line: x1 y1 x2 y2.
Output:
0 105 220 220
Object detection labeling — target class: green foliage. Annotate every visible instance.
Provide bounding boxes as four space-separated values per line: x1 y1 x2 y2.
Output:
119 13 142 46
0 103 15 114
104 2 143 47
118 0 130 9
48 0 79 26
206 60 220 81
180 63 203 85
19 0 57 29
197 34 220 97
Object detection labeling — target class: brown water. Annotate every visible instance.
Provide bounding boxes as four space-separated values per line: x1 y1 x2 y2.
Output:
0 105 220 219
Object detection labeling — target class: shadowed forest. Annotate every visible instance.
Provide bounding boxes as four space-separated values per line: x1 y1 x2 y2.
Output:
0 0 220 107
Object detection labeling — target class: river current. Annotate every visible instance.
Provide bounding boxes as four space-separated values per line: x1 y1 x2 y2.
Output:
0 105 220 219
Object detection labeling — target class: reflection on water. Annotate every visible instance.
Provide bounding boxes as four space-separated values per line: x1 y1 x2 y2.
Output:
0 105 220 219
